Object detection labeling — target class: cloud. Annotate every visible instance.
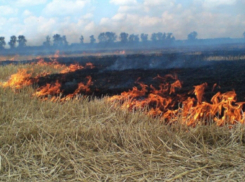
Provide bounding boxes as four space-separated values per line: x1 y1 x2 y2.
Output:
43 0 90 16
1 0 47 6
16 0 48 6
110 0 137 6
143 0 175 6
98 0 245 40
1 0 245 46
203 0 237 8
22 10 32 17
0 6 18 15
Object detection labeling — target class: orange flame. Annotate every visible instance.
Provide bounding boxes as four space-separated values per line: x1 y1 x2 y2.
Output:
107 75 245 126
1 69 36 89
34 81 61 97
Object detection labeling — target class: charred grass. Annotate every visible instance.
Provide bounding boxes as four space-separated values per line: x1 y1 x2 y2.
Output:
1 63 245 181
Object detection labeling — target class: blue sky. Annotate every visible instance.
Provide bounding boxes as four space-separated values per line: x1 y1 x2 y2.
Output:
0 0 245 46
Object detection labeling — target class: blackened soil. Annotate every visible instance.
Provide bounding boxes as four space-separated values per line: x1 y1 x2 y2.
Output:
3 51 245 102
31 51 245 103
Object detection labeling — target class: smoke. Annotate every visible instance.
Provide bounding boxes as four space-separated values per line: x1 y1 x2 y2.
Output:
104 54 210 71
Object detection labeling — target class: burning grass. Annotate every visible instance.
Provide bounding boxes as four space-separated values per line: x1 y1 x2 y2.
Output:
1 61 245 181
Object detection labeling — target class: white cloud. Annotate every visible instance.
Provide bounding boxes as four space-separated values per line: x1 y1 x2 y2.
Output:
16 0 48 6
0 6 18 15
43 0 90 16
203 0 237 8
112 13 126 21
110 0 137 6
1 0 245 46
98 0 245 40
22 10 32 17
1 0 48 6
118 5 141 13
143 0 175 6
83 13 93 19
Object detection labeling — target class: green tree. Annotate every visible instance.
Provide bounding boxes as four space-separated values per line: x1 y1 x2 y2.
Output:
43 36 51 47
8 35 17 49
129 34 139 43
151 33 157 42
188 31 198 41
17 35 27 48
62 35 68 46
0 37 6 49
53 34 63 47
90 35 96 44
141 33 148 42
80 35 84 44
120 32 128 43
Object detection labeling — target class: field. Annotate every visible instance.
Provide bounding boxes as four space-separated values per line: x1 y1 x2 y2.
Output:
1 51 245 181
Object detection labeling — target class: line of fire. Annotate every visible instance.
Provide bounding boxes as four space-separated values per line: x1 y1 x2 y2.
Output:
1 49 245 126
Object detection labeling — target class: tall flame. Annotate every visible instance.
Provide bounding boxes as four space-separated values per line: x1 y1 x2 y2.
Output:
1 69 36 89
107 75 245 126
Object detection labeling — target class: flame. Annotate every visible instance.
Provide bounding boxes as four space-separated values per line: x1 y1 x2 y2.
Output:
34 80 61 97
1 56 95 102
0 69 37 89
61 76 93 101
107 74 245 126
1 55 245 126
194 82 207 104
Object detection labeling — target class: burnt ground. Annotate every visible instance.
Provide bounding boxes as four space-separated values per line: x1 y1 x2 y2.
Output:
2 50 245 102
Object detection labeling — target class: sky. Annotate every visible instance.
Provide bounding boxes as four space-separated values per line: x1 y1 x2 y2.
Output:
0 0 245 46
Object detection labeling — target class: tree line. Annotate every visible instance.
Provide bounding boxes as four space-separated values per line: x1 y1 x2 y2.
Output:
0 31 245 49
42 32 176 47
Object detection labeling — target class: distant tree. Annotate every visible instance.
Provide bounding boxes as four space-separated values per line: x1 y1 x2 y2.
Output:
151 33 157 42
90 35 96 44
151 32 169 42
8 35 17 49
106 32 117 43
243 32 245 38
43 36 51 47
53 34 63 47
17 35 27 48
98 32 116 43
157 32 165 41
62 35 68 46
141 33 148 42
166 33 175 41
0 37 6 49
98 32 107 43
120 32 128 43
188 31 198 41
129 34 139 43
134 35 140 42
80 35 84 44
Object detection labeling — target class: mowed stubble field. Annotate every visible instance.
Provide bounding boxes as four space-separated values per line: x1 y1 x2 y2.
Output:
1 53 245 181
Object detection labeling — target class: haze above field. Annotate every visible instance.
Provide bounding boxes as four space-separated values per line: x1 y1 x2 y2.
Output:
0 0 245 46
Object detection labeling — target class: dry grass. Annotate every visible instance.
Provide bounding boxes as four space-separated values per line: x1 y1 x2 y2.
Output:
1 63 245 181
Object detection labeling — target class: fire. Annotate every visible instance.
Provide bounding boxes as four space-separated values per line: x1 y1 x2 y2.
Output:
34 80 61 97
107 74 245 126
61 76 93 101
35 58 94 74
1 54 245 126
32 76 93 101
1 55 95 102
0 69 37 89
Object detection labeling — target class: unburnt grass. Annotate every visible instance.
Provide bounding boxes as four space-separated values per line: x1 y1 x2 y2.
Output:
0 61 245 181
